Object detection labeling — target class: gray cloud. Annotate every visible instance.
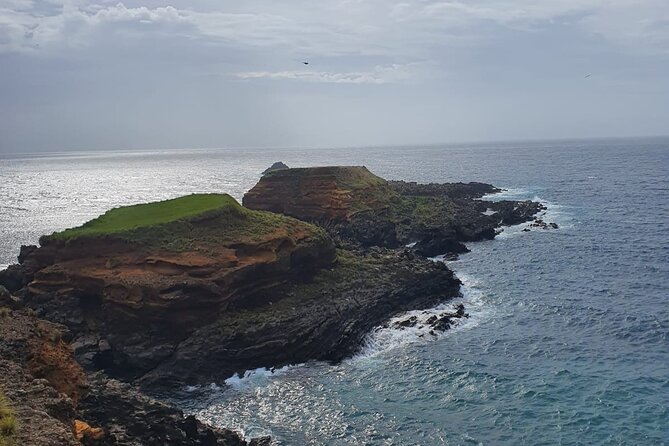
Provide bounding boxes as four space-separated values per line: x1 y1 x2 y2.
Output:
2 1 669 55
235 64 416 84
0 1 668 152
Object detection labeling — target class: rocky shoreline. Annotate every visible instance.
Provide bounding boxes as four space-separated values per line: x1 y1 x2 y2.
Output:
0 165 543 445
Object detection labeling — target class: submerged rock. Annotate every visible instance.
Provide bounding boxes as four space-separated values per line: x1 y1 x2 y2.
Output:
529 218 559 230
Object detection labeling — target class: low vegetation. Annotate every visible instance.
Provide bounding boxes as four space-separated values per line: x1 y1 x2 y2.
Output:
40 193 328 251
43 194 241 242
0 393 17 446
391 196 457 229
263 165 387 190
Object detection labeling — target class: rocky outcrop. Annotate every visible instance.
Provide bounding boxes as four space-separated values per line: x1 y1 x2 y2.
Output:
0 307 249 445
243 166 393 222
391 303 469 334
0 309 84 446
140 248 460 385
77 374 249 446
10 196 335 382
244 167 544 256
387 180 500 199
261 161 289 175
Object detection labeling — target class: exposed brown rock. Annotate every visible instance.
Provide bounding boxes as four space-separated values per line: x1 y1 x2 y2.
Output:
74 419 105 442
0 308 83 445
245 166 544 255
243 166 393 222
16 205 335 380
0 307 255 445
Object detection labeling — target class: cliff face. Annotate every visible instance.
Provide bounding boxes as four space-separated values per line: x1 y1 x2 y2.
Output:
15 194 335 380
243 166 394 221
140 248 460 385
0 307 249 446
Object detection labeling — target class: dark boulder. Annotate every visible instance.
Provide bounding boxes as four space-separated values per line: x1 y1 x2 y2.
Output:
262 161 289 175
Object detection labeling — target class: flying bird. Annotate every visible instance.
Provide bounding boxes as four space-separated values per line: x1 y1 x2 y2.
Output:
303 61 309 65
584 74 592 78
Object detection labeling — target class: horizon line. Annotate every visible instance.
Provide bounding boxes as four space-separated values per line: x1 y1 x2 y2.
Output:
1 134 668 158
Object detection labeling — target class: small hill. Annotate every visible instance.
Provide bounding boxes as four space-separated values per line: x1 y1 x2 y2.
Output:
243 166 398 221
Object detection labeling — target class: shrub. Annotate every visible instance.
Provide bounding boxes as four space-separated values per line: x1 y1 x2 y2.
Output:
0 393 17 446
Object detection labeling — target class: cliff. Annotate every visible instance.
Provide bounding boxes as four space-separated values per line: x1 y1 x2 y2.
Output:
0 305 250 445
243 166 394 221
11 194 335 382
244 166 544 254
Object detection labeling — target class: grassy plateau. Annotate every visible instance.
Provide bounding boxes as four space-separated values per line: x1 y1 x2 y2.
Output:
46 194 240 242
40 193 327 251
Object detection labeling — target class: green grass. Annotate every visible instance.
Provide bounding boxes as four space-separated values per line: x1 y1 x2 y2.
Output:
0 393 17 446
43 194 243 242
39 193 328 251
264 166 387 190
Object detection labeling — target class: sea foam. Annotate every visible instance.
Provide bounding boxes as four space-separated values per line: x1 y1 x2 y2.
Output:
354 270 490 360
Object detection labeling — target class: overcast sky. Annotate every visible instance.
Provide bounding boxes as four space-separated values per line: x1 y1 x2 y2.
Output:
1 0 668 152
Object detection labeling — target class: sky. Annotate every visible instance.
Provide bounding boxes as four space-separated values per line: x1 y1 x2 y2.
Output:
1 0 668 152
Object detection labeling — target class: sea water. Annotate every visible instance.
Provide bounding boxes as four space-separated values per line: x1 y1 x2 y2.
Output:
1 138 667 445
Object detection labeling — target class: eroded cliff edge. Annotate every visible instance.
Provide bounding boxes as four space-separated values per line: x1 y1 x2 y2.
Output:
0 166 543 445
243 165 542 255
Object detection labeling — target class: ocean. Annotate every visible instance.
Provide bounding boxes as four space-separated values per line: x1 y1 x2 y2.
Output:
1 138 667 445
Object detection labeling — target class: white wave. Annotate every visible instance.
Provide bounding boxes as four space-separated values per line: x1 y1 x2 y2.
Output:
354 271 490 359
447 271 493 331
538 199 576 231
224 365 303 391
482 187 576 239
0 264 9 271
481 187 537 202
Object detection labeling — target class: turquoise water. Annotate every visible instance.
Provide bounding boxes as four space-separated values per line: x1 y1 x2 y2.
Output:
1 138 668 444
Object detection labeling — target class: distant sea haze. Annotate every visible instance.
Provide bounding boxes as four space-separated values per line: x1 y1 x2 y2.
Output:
2 138 668 444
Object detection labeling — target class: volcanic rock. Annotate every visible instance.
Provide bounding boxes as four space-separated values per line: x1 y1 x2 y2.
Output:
262 161 289 175
244 166 544 257
16 194 335 381
244 166 393 222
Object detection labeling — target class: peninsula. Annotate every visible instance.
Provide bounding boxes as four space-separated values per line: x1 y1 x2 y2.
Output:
0 166 543 445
